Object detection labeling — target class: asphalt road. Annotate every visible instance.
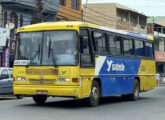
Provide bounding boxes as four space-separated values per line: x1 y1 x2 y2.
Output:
0 87 165 120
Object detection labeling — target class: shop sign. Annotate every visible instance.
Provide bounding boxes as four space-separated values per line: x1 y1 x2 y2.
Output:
0 28 10 46
155 51 165 62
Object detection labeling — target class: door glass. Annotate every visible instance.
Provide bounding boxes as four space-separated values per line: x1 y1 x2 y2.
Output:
80 29 93 66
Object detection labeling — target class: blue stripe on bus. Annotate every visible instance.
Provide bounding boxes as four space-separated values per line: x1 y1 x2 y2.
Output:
127 32 147 40
98 56 141 97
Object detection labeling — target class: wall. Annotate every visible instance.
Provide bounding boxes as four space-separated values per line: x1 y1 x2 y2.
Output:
116 9 147 34
57 0 82 21
0 0 59 13
83 3 116 28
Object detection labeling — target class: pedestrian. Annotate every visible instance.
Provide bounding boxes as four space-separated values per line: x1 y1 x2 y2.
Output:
156 73 160 86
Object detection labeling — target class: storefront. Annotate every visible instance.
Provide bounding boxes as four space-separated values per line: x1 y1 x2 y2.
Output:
155 51 165 83
0 28 10 67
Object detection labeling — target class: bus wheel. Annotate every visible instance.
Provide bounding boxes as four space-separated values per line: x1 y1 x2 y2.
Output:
16 95 23 99
33 95 47 105
87 80 101 107
129 79 140 101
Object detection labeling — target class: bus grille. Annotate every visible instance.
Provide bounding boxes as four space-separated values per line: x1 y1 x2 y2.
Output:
26 69 58 75
29 79 56 85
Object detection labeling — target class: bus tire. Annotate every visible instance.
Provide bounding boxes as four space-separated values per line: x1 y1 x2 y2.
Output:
16 95 23 99
33 95 47 105
87 80 101 107
128 79 140 101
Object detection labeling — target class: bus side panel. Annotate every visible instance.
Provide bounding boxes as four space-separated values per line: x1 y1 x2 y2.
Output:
95 56 141 97
100 76 134 96
138 60 156 91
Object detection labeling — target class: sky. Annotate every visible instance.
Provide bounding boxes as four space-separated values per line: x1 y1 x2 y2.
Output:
82 0 165 16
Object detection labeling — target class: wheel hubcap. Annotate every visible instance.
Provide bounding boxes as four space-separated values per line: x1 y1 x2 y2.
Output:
92 87 99 100
135 86 139 97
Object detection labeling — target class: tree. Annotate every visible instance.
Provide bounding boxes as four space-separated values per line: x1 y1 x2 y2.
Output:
31 0 50 24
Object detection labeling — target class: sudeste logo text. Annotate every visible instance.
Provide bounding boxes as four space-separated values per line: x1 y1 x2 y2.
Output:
107 60 125 72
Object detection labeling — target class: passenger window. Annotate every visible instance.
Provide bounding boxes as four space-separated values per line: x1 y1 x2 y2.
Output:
108 34 121 55
1 69 9 79
123 37 134 56
135 40 145 56
145 42 153 58
93 32 107 54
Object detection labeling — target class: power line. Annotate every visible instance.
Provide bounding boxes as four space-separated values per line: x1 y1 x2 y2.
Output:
2 1 165 33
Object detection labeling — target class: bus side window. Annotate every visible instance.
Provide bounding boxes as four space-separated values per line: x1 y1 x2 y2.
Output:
123 37 134 56
108 34 121 55
135 40 145 56
145 42 153 58
93 32 107 54
80 29 94 67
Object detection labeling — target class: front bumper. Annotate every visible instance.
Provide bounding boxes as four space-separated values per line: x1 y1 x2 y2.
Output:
14 85 81 98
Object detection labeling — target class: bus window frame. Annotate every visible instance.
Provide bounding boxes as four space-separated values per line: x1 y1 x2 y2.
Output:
107 32 123 57
15 30 79 67
144 41 154 59
91 29 109 56
134 39 146 58
79 27 95 68
122 36 135 57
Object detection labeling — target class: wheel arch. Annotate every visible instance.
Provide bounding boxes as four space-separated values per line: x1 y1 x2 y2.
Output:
135 77 140 91
93 77 102 96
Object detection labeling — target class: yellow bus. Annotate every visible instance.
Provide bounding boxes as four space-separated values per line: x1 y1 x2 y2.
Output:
13 22 156 107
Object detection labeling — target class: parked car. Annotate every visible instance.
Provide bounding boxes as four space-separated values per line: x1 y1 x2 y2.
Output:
0 67 22 99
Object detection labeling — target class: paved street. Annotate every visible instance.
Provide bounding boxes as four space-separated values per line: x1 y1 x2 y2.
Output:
0 87 165 120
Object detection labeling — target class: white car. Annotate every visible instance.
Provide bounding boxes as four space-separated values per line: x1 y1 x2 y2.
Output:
0 67 22 99
0 67 13 95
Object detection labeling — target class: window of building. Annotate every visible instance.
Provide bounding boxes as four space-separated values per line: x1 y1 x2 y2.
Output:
139 16 146 29
145 42 153 58
93 32 107 54
135 40 145 56
59 0 66 6
4 11 7 28
123 37 134 56
20 15 23 27
108 34 121 55
10 11 18 29
130 13 138 26
71 0 79 10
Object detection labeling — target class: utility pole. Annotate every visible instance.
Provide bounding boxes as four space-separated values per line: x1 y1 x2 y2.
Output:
31 0 51 24
83 0 88 22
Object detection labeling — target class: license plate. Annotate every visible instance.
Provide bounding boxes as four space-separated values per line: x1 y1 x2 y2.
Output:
37 90 48 95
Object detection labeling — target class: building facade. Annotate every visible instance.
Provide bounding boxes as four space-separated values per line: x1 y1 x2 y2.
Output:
147 17 165 80
0 0 59 67
83 3 147 34
57 0 82 21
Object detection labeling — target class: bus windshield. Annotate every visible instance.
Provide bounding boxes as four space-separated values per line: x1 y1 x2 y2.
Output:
17 31 78 66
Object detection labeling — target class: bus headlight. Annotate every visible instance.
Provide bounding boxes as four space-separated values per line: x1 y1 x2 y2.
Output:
57 78 70 82
16 77 27 82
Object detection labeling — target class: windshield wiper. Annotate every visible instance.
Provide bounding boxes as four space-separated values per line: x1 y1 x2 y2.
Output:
48 39 57 67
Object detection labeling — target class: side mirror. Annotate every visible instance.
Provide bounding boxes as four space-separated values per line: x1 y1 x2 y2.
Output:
80 36 88 50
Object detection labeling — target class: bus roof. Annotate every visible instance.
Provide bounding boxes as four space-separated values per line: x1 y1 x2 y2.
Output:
17 21 153 40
